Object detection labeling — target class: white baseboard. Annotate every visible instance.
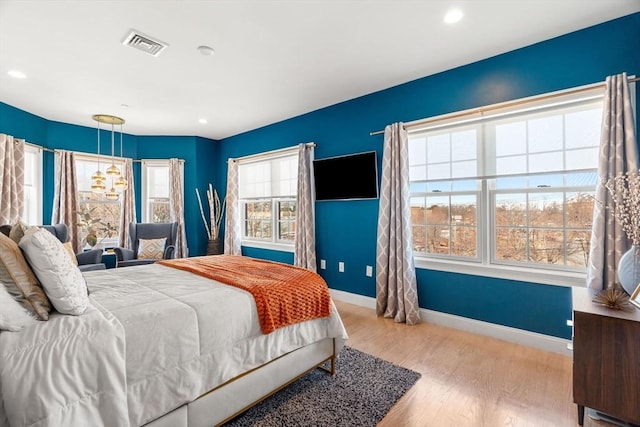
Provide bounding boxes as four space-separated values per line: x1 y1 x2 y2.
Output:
329 289 572 357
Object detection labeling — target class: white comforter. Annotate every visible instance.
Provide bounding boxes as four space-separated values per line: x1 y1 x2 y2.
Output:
0 263 348 427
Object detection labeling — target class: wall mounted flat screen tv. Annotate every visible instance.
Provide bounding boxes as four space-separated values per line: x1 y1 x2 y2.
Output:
313 151 379 201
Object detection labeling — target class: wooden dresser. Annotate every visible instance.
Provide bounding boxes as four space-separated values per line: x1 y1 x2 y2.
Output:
572 287 640 426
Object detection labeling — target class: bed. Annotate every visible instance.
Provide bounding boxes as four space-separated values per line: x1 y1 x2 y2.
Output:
0 255 349 427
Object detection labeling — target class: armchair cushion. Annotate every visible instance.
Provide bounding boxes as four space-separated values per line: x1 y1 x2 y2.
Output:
137 238 167 260
114 222 178 267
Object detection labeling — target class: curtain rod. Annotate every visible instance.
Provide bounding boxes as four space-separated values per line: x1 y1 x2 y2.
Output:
25 141 54 152
369 75 640 136
23 143 184 163
141 158 185 164
228 142 316 163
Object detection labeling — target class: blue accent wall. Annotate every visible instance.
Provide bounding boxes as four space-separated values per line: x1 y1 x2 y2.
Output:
1 13 639 339
217 13 640 339
0 103 47 144
137 135 219 256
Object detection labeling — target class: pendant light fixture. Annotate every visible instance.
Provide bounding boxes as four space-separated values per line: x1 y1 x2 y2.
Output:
91 114 126 201
113 123 129 190
91 119 106 192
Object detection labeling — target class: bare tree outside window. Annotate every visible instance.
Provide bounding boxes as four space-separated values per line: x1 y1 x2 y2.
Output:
245 200 272 239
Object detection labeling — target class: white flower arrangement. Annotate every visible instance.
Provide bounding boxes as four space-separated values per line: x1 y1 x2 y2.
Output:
195 183 226 240
603 170 640 247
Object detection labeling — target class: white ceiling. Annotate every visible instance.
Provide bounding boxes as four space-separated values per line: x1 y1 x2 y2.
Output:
1 1 639 140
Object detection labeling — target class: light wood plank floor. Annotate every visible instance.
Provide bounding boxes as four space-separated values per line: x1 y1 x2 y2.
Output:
334 300 623 427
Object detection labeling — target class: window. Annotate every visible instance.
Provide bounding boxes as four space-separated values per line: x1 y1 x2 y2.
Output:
408 85 608 284
142 161 171 223
23 144 42 225
75 154 124 247
238 149 298 249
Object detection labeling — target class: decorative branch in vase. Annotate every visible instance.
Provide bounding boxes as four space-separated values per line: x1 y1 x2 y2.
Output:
195 183 226 255
600 170 640 295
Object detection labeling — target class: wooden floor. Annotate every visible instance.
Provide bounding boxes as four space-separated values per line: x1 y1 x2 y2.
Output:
334 300 623 427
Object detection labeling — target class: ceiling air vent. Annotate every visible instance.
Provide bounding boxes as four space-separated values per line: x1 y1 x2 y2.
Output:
122 29 168 57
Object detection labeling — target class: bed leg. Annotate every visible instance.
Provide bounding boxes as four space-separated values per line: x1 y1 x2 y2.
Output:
330 354 336 376
318 339 337 376
330 338 336 376
331 338 338 377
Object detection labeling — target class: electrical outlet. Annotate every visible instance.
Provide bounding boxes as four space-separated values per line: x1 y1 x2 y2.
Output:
320 259 326 269
338 262 344 272
366 265 373 277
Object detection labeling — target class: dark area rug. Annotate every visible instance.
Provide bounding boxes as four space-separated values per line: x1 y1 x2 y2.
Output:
223 345 421 427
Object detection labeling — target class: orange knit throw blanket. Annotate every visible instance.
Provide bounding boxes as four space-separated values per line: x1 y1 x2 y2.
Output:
158 255 331 334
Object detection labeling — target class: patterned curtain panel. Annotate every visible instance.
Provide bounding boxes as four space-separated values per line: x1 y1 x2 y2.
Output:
119 159 137 248
52 151 81 252
587 72 639 290
294 144 317 271
376 123 420 325
224 160 242 255
168 158 188 258
0 134 24 225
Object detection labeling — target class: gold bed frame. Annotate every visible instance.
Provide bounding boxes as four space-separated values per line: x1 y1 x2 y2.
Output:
144 338 339 427
213 338 337 426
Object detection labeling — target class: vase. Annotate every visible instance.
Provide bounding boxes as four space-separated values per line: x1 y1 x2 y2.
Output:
85 233 97 248
617 245 640 295
206 238 223 255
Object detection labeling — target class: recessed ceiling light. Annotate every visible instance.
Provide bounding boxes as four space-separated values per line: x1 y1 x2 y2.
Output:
198 118 207 124
197 45 215 56
444 8 463 24
8 70 26 79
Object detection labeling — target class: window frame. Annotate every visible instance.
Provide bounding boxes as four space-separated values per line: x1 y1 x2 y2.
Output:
141 160 171 224
23 143 43 225
408 83 613 287
238 148 299 252
488 182 596 272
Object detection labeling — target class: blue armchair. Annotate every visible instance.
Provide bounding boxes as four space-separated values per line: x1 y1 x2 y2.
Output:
114 222 178 267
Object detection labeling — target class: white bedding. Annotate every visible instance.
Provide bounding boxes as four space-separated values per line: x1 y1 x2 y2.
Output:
0 263 348 427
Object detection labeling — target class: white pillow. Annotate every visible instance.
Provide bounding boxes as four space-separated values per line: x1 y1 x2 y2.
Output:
0 282 37 332
19 227 89 315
